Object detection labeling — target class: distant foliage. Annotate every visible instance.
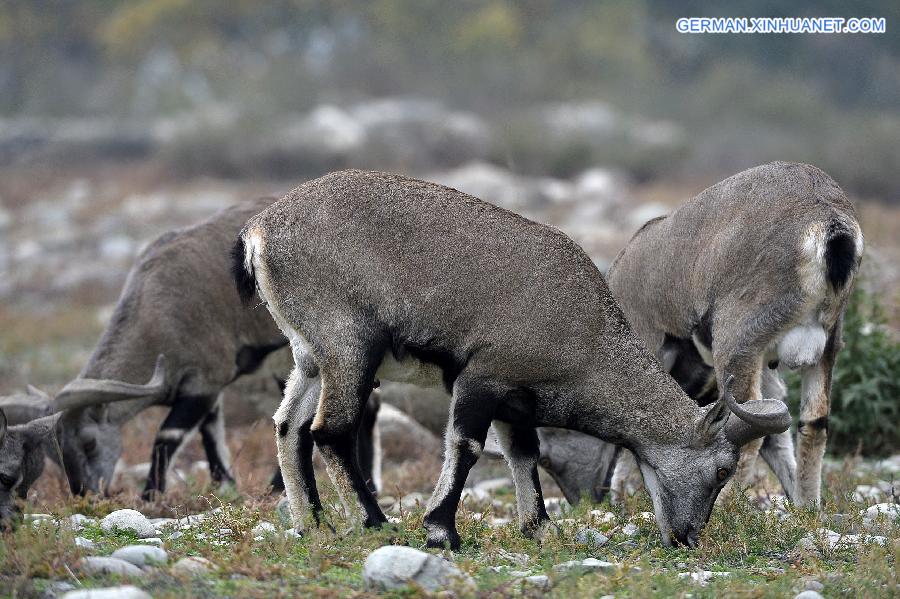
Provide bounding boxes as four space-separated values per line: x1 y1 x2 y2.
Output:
786 283 900 457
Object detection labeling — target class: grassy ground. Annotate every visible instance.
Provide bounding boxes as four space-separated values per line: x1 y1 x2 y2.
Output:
1 454 897 598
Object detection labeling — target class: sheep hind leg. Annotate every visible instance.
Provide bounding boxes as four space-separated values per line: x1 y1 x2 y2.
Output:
492 421 551 538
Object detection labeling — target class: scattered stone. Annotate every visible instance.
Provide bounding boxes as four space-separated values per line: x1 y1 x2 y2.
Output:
68 514 95 531
78 556 144 577
74 536 97 550
553 558 616 574
543 497 569 516
111 545 168 568
149 518 175 532
863 503 899 521
377 495 397 510
460 487 490 504
589 510 616 525
276 496 292 526
852 484 883 502
621 523 639 537
362 545 476 592
496 549 530 566
24 513 52 522
61 585 152 599
473 477 512 494
798 528 888 551
678 571 730 585
575 527 609 548
251 521 277 538
794 592 824 599
803 579 825 592
171 556 215 576
490 517 511 528
523 575 551 591
137 538 163 546
100 510 156 538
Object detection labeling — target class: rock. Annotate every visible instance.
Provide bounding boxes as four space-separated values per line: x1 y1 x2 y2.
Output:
74 536 97 550
473 478 512 494
111 545 168 568
171 556 214 576
853 484 883 502
622 523 639 537
100 510 156 538
42 581 75 597
589 510 616 525
496 549 529 566
543 497 569 516
553 558 616 574
68 514 95 531
798 528 888 551
523 575 551 590
794 592 824 599
24 513 53 522
61 586 152 599
876 454 900 474
575 527 609 548
863 503 899 520
362 545 476 592
251 522 277 537
137 538 163 545
78 556 144 577
803 579 825 592
678 571 731 585
276 496 292 526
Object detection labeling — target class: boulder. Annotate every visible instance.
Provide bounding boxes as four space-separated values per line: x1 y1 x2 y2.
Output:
362 545 475 592
171 556 215 576
111 545 168 568
100 510 156 538
78 556 144 577
61 586 152 599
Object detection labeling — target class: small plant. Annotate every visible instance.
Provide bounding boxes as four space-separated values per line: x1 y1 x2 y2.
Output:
786 282 900 457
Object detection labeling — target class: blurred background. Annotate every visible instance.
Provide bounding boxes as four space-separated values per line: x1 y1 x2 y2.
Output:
0 1 897 499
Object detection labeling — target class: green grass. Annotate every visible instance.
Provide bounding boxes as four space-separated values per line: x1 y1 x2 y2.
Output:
2 461 897 598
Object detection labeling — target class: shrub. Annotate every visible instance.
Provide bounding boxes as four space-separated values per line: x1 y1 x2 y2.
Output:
786 282 900 457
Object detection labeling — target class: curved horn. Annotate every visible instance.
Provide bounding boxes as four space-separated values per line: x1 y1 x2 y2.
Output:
53 355 167 412
719 373 792 445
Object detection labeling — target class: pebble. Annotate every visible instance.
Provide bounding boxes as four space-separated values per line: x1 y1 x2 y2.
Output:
803 579 825 592
589 510 616 525
78 556 144 577
171 556 215 576
523 575 551 590
61 585 152 599
553 558 616 574
100 510 156 538
575 527 609 548
362 545 476 592
622 523 639 537
74 536 97 550
679 571 730 585
251 521 277 538
794 592 824 599
111 545 168 568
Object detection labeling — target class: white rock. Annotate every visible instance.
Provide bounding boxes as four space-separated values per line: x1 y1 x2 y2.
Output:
100 510 156 538
24 513 52 522
543 497 569 516
679 570 731 585
523 575 551 590
853 484 883 502
362 545 476 592
61 585 152 599
553 558 616 574
74 536 97 550
589 510 616 525
622 523 639 537
251 521 277 537
68 514 95 531
111 545 168 568
171 556 215 576
473 478 512 494
794 592 824 599
78 556 144 577
575 527 609 548
863 503 899 520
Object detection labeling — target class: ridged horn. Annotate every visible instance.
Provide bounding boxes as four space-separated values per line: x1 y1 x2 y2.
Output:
53 355 167 412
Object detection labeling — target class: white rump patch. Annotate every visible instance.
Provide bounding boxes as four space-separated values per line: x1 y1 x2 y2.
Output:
777 324 826 370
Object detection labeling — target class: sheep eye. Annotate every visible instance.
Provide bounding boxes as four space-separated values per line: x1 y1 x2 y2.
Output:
83 439 98 454
716 468 729 482
0 474 15 488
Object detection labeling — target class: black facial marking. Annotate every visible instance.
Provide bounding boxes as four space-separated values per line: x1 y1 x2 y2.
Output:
768 359 779 369
278 422 289 437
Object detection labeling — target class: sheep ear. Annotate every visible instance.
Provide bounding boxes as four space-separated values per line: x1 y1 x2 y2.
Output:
694 395 729 444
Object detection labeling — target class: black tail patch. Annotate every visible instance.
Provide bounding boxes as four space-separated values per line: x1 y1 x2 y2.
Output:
231 235 256 306
824 230 857 291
